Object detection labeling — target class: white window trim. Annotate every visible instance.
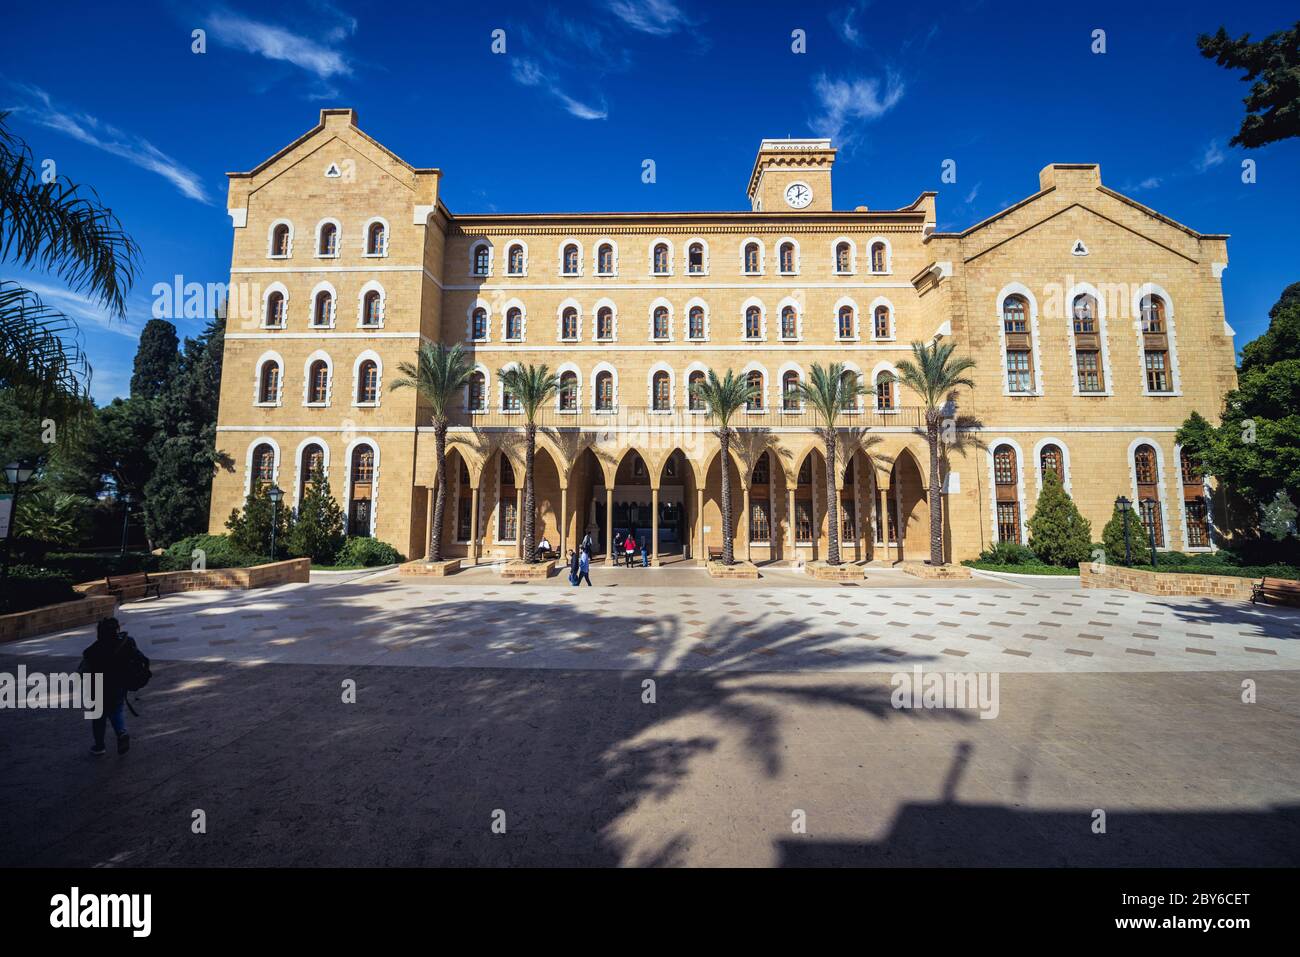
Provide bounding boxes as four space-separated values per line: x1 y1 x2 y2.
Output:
647 362 676 413
1127 437 1173 551
591 362 619 414
741 361 769 414
593 298 618 342
776 237 801 276
1065 282 1115 397
267 219 294 259
466 365 490 414
292 437 332 510
650 238 675 277
1174 442 1217 552
649 297 674 342
996 282 1045 397
498 361 522 414
253 351 284 408
342 438 381 538
741 237 765 276
685 237 710 277
351 350 383 409
840 361 866 414
314 218 342 259
501 298 527 342
468 239 494 278
871 361 901 415
834 295 860 342
243 437 282 500
357 280 386 329
832 236 857 275
593 239 619 277
1030 437 1073 496
556 298 583 342
558 239 585 278
302 349 333 407
684 296 710 341
1131 283 1183 397
741 296 767 342
868 295 896 342
260 282 289 329
683 360 709 413
466 300 491 343
776 296 803 342
777 361 804 414
308 281 337 329
555 362 582 414
986 438 1029 545
362 217 390 258
866 236 893 274
505 241 529 277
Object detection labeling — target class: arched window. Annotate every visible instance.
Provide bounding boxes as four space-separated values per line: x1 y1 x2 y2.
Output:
505 307 523 341
562 243 580 275
1072 294 1104 392
687 242 705 274
258 362 281 404
1134 444 1163 546
993 444 1021 543
507 244 525 275
835 241 851 273
652 371 671 411
595 371 614 411
840 370 860 411
349 445 375 537
875 371 895 412
318 222 338 257
780 305 797 339
356 360 379 404
366 222 386 256
559 371 578 411
744 242 761 274
596 306 614 340
779 242 795 273
745 371 763 411
307 360 329 404
498 456 517 541
471 307 488 341
252 443 276 486
361 290 382 327
1040 443 1064 483
838 305 855 339
1002 294 1034 393
561 306 578 341
265 291 286 327
870 242 886 272
1181 448 1210 548
270 223 291 258
300 443 324 501
688 305 705 340
468 371 486 411
502 374 521 412
472 244 490 276
782 371 801 411
653 306 670 340
1141 295 1172 393
597 243 614 274
688 371 706 411
745 305 762 340
312 290 333 327
873 305 891 339
653 243 670 275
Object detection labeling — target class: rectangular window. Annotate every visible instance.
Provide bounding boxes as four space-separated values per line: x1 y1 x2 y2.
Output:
795 500 813 542
841 500 855 541
457 495 472 541
1145 351 1170 392
996 502 1020 543
750 499 771 543
1006 351 1033 392
1076 350 1103 392
499 497 517 542
1139 497 1164 547
1185 499 1209 548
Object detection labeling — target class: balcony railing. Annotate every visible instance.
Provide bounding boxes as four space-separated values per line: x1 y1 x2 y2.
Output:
444 405 924 430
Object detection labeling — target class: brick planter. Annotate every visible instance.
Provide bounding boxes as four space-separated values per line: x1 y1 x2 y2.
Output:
400 558 461 577
76 558 311 601
1079 562 1258 601
900 561 973 580
707 560 760 580
501 559 555 581
807 561 866 581
1 594 119 645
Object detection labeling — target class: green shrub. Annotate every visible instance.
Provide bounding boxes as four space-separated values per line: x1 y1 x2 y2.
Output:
225 485 292 560
1027 471 1093 567
4 565 81 612
978 541 1037 566
1101 504 1145 565
38 551 157 581
286 467 346 565
159 534 264 571
335 537 404 567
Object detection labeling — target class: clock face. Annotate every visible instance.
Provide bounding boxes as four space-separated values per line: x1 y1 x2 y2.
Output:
785 181 813 209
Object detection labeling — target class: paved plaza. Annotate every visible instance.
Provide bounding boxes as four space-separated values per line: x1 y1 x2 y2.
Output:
2 568 1298 866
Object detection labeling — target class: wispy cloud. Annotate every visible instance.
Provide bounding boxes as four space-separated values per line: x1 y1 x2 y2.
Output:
809 72 905 145
6 84 211 203
203 7 354 79
1195 139 1225 172
511 57 608 120
19 278 145 340
964 183 980 204
606 0 691 37
830 1 871 47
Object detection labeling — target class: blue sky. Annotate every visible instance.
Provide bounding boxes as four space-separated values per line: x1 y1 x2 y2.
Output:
4 0 1298 404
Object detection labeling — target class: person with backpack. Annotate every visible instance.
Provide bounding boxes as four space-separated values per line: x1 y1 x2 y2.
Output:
576 547 593 587
78 617 149 756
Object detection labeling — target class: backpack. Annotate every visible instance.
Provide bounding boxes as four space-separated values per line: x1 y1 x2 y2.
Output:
117 640 152 692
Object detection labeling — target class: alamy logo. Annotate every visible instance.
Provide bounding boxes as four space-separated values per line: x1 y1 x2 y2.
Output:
49 887 152 937
890 666 1000 719
0 667 102 719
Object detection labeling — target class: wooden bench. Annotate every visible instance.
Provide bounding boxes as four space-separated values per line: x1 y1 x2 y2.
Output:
707 546 724 562
105 571 161 601
1251 577 1300 607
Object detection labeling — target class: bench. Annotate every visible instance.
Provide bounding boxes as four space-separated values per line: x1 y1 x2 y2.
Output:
707 546 724 562
105 572 161 601
1251 577 1300 607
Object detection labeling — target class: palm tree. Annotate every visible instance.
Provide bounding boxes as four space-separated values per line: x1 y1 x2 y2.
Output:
389 343 473 562
794 362 868 565
1 111 139 407
690 369 758 565
497 363 559 562
894 340 977 565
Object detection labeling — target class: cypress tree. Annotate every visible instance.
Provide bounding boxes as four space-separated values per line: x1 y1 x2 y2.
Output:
287 466 346 565
1102 502 1146 566
1027 470 1094 566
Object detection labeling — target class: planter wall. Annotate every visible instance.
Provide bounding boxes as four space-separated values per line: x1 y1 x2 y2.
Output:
1078 562 1256 601
76 558 311 602
1 594 119 645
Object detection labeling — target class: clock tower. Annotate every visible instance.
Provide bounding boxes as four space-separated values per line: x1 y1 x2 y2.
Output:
746 138 836 212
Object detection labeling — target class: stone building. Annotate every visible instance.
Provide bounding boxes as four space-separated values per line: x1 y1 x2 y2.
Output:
210 109 1237 565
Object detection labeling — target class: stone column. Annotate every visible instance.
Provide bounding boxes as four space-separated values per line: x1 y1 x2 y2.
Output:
787 487 796 559
469 487 480 565
810 468 819 562
515 487 524 559
892 483 903 562
651 487 660 567
696 486 705 564
559 486 568 557
852 464 862 562
742 486 751 564
424 485 435 561
605 489 615 565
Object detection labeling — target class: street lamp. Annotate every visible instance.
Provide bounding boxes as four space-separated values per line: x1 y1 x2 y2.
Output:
1114 496 1132 566
119 491 133 558
268 485 284 561
1 460 38 611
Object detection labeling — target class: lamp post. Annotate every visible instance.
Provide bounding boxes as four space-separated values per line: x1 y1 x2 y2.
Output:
1 461 38 612
1114 496 1132 566
268 485 284 561
119 491 132 558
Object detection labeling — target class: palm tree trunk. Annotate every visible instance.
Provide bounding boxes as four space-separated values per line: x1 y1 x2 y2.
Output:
927 414 944 565
429 422 447 562
824 430 841 565
720 428 734 565
523 421 536 562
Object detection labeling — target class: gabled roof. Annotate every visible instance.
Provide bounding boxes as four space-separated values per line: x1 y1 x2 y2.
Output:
227 109 440 180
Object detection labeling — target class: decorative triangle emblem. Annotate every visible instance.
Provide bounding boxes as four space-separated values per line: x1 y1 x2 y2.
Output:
1071 240 1089 256
325 163 342 178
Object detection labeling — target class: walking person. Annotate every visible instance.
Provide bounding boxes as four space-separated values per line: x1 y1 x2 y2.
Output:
577 546 593 586
78 617 149 756
640 537 649 567
580 531 594 558
568 548 580 586
624 532 636 567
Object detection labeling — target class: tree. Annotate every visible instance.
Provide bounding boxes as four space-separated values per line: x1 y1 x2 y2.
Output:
497 363 559 562
287 466 346 564
894 340 977 565
793 362 868 565
1102 502 1145 566
690 369 758 565
1027 470 1093 567
225 483 288 560
389 343 472 562
13 490 91 558
1198 21 1300 148
1260 490 1298 540
130 318 179 399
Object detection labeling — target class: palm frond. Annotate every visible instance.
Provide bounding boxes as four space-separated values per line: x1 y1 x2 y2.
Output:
389 342 473 423
794 361 871 429
689 368 756 429
498 362 560 423
0 280 93 407
893 340 976 410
